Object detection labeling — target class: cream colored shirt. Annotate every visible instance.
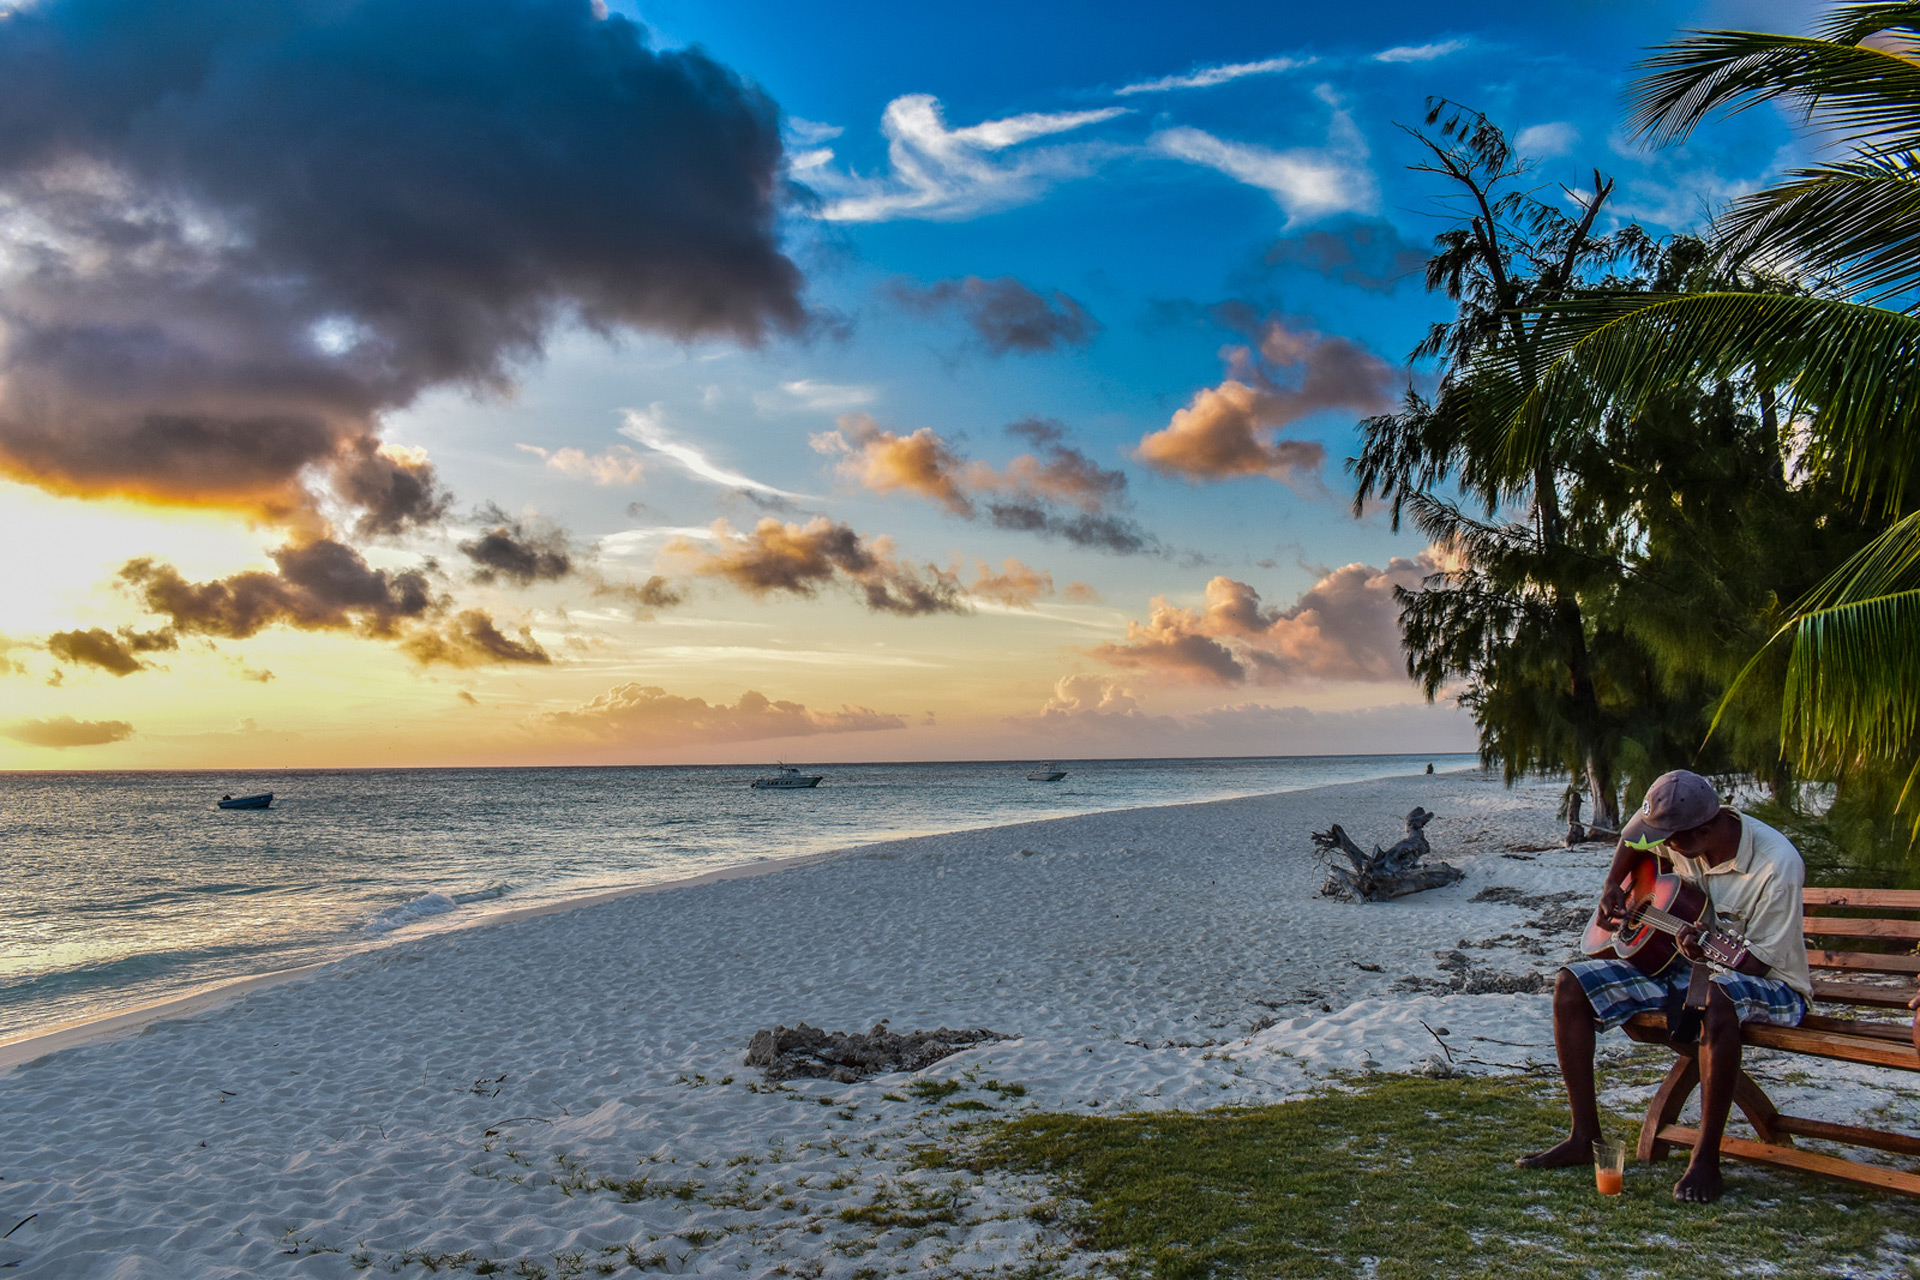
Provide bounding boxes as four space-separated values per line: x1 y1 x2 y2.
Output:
1662 810 1812 1000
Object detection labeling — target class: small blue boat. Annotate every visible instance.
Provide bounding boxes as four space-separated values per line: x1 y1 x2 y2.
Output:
217 792 273 810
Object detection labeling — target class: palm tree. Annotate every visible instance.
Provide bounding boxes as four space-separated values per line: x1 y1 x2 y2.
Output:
1469 2 1920 816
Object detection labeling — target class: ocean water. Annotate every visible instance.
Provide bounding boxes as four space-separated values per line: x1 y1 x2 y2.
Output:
0 754 1478 1041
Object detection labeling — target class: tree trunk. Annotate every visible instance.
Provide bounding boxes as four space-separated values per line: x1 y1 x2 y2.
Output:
1585 754 1620 833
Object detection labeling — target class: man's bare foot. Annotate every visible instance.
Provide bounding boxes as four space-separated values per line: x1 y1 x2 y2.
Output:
1515 1135 1598 1169
1673 1159 1723 1203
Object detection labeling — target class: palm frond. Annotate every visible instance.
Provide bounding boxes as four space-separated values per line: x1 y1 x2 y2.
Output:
1718 151 1920 304
1630 27 1920 148
1473 292 1920 508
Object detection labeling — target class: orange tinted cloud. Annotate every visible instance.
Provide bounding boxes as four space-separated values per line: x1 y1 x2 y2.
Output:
969 558 1054 607
545 684 907 746
1135 317 1397 484
46 627 177 676
119 539 549 667
664 517 968 616
814 415 1151 553
1089 549 1444 685
2 716 135 748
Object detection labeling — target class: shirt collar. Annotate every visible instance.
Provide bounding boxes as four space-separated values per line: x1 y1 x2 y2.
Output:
1667 807 1747 876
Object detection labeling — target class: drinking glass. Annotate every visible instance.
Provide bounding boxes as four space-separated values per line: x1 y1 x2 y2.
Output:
1593 1138 1626 1195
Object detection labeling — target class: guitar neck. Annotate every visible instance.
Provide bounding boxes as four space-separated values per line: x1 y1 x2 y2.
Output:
1630 903 1745 968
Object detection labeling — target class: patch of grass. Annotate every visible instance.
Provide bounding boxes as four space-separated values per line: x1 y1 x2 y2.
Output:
908 1079 964 1102
972 1075 1920 1280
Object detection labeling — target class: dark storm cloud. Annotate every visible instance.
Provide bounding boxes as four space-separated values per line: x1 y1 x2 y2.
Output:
1264 219 1427 292
46 626 177 676
888 276 1100 354
460 509 574 586
0 0 805 529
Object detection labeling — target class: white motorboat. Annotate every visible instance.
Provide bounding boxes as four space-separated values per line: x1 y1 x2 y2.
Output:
750 766 823 790
1025 763 1068 782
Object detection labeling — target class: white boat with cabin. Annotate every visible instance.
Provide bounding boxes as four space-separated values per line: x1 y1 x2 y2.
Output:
750 765 823 790
1025 763 1068 782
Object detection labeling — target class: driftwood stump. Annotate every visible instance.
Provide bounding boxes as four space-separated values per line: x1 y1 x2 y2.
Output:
1314 807 1463 901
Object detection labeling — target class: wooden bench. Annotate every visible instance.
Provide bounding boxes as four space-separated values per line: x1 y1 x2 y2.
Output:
1622 887 1920 1196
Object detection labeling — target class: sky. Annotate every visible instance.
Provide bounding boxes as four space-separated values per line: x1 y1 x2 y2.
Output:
0 0 1812 769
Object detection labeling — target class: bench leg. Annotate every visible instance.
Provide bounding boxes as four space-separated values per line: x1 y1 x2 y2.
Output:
1732 1070 1789 1147
1640 1053 1791 1163
1639 1052 1699 1163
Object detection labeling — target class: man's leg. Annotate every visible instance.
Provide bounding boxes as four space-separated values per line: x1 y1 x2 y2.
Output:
1674 985 1739 1203
1516 968 1603 1168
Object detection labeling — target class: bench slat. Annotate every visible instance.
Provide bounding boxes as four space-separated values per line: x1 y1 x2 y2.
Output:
1655 1126 1920 1198
1804 888 1920 910
1799 1013 1919 1044
1745 1022 1920 1071
1811 979 1919 1009
1801 918 1920 941
1808 949 1920 976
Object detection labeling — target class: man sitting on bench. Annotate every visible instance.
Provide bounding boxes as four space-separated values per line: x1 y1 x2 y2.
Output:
1517 769 1812 1203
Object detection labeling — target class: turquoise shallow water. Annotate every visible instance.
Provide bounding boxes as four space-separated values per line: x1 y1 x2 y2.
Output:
0 753 1477 1040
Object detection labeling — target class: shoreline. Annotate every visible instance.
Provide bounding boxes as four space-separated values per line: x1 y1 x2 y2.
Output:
0 767 1480 1073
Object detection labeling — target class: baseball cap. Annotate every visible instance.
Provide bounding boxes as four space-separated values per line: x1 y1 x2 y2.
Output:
1620 769 1722 850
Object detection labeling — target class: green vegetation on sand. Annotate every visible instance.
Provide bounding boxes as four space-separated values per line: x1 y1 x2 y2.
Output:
972 1076 1920 1279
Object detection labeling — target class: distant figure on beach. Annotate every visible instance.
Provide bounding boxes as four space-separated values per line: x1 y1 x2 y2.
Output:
1516 769 1810 1203
1425 762 1434 774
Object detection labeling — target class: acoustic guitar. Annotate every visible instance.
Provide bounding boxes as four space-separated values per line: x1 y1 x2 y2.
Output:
1583 850 1751 977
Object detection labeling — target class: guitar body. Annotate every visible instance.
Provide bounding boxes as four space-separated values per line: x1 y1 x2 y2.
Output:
1583 851 1713 977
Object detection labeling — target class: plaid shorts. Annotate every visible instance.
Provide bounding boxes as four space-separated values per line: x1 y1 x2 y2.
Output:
1566 958 1807 1031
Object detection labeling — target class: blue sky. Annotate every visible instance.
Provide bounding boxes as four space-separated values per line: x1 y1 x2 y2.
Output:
0 0 1817 765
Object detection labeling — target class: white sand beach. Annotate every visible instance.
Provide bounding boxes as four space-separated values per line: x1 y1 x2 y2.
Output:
2 771 1915 1278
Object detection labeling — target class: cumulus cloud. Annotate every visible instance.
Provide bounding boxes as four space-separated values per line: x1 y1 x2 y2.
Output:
1151 88 1375 225
814 414 1153 553
1089 550 1445 686
1116 57 1309 96
545 683 907 745
1134 316 1398 484
46 627 177 676
0 0 803 532
460 510 573 586
516 443 646 486
3 716 135 748
1063 581 1103 603
118 538 549 666
809 95 1126 222
888 276 1100 354
1373 39 1468 63
969 558 1055 608
398 610 551 667
1264 219 1427 292
663 517 969 616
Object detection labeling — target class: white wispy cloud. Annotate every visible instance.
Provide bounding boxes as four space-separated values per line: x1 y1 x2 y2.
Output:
1514 122 1579 158
1150 88 1375 224
785 116 844 145
765 379 878 412
1115 56 1309 96
1373 39 1467 63
808 94 1128 222
515 442 646 485
618 407 807 498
